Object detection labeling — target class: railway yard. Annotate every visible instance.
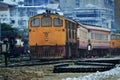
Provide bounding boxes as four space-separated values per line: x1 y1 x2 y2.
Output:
0 0 120 80
0 56 120 80
0 10 120 80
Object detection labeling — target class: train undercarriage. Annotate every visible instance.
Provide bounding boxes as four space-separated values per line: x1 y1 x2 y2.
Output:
30 46 120 59
29 43 78 59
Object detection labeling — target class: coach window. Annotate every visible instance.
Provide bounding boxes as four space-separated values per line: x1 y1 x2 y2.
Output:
67 21 70 28
118 36 120 40
41 17 52 27
116 35 120 40
103 34 108 40
31 18 40 27
54 18 63 27
91 33 95 40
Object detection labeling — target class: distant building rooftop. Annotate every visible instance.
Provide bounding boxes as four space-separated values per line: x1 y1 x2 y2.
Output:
1 0 17 5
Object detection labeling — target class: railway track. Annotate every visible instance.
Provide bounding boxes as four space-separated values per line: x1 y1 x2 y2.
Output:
53 58 120 73
0 56 120 73
0 57 79 67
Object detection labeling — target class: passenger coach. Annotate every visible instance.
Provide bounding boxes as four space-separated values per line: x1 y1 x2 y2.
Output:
85 25 111 57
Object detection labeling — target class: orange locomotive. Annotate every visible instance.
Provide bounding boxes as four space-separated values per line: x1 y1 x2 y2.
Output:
28 10 78 59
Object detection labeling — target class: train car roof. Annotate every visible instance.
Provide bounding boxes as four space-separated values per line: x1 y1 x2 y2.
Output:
83 24 111 32
77 22 88 29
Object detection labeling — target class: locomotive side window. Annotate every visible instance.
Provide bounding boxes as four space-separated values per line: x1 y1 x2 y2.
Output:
69 30 72 39
72 23 76 39
31 18 40 27
70 23 72 29
41 17 52 27
54 18 63 27
72 30 75 39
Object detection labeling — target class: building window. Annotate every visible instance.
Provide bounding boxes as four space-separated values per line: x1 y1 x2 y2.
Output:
76 0 80 7
11 0 16 2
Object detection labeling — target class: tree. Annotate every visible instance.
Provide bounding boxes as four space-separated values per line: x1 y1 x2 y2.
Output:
0 23 18 40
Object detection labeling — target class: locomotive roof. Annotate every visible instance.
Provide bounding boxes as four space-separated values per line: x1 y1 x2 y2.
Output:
29 11 76 23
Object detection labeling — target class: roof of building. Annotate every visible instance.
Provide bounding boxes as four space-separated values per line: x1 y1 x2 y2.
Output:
0 1 17 6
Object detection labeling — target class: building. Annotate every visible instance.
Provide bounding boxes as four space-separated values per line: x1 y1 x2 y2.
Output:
0 1 16 25
114 0 120 30
0 0 115 30
18 0 60 29
0 0 18 28
0 0 58 29
24 0 48 6
49 0 59 4
60 0 114 29
0 1 17 39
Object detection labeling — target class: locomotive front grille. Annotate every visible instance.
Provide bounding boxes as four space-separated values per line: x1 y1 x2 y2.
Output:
30 46 65 59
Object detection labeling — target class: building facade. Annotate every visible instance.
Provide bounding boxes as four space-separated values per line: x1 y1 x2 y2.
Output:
0 1 16 25
17 0 60 29
60 0 114 29
114 0 120 30
0 0 115 30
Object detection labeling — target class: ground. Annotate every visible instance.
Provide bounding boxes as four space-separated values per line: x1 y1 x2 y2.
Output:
0 65 120 80
0 56 120 80
0 65 90 80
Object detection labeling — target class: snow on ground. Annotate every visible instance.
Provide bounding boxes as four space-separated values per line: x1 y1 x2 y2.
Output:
61 66 120 80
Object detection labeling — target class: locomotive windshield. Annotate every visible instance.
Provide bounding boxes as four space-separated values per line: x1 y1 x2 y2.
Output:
31 18 40 27
41 17 52 27
54 18 63 27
